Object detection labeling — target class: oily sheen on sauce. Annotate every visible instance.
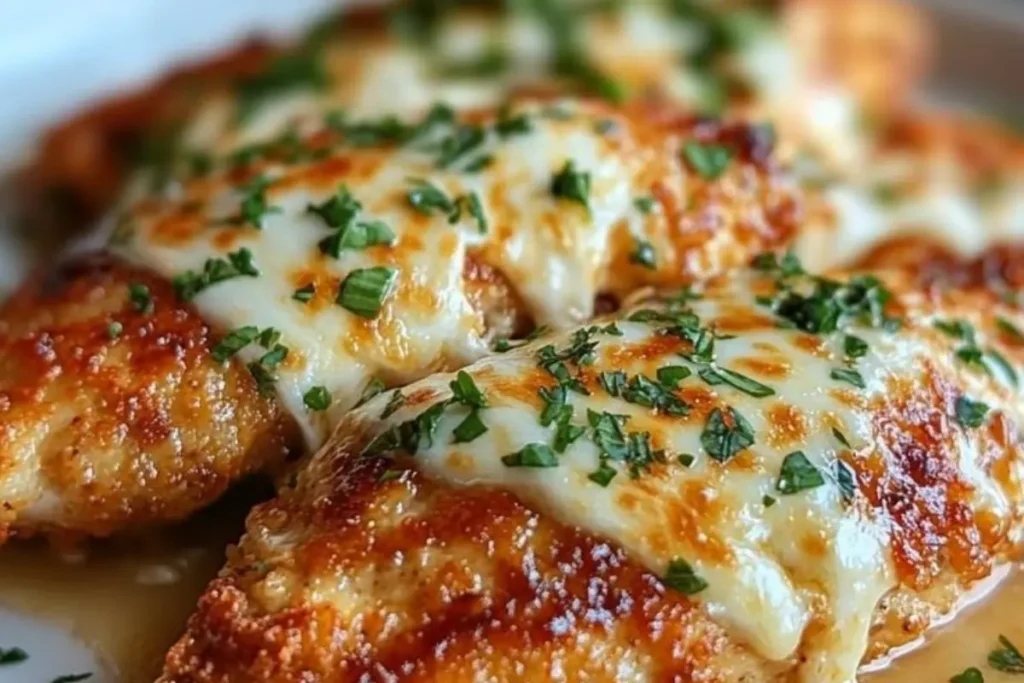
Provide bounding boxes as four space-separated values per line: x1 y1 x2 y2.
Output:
0 507 1019 682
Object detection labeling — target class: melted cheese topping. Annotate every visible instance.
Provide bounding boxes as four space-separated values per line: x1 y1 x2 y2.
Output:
111 99 794 447
795 116 1024 270
165 1 863 175
334 267 1024 681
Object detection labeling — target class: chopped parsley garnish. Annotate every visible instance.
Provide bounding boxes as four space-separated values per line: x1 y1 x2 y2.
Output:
502 443 558 468
843 334 868 359
553 405 586 453
989 635 1024 673
934 319 975 342
633 196 656 214
381 390 406 418
986 348 1019 387
50 674 93 683
128 283 153 314
539 384 568 426
462 192 488 233
678 453 695 467
235 48 328 122
364 399 450 456
588 460 618 487
700 406 754 463
955 345 987 370
452 409 488 443
776 451 825 495
436 124 487 169
292 284 315 303
657 365 692 388
997 316 1024 343
173 248 259 301
212 325 260 362
663 558 708 595
407 179 456 216
949 667 984 683
308 185 362 228
550 160 591 210
682 140 733 180
318 220 396 257
630 238 657 270
621 374 689 415
752 250 804 278
0 647 27 665
337 266 398 318
698 366 775 398
832 427 852 448
758 267 896 334
763 494 777 508
450 371 487 408
495 108 533 137
588 409 628 461
303 385 332 411
357 378 386 406
237 175 280 228
955 396 990 429
830 367 866 389
835 460 857 502
106 321 123 339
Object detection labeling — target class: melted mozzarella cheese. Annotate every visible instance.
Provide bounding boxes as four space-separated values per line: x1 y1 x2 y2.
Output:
337 269 1024 681
111 101 696 448
167 1 861 174
794 125 1024 270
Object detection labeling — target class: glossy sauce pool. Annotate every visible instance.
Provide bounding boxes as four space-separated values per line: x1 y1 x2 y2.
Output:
0 493 1020 682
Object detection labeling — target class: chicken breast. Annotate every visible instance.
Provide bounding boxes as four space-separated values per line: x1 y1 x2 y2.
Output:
27 0 926 228
0 97 801 539
161 259 1024 682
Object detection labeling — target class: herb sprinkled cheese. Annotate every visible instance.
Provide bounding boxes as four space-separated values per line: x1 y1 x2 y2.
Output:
502 443 558 468
550 160 591 210
701 406 754 462
303 386 332 411
776 451 825 495
337 266 398 318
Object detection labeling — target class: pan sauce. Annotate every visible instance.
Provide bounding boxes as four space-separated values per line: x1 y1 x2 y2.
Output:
0 508 1019 683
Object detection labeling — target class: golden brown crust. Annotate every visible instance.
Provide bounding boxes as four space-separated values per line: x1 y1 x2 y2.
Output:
0 254 302 538
159 274 1024 682
161 458 777 683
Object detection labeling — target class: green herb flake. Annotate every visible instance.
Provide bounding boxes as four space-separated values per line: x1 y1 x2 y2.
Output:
701 406 755 462
599 370 628 397
292 284 315 303
550 160 591 210
106 321 124 340
128 283 154 314
588 461 618 487
463 191 488 233
318 220 396 257
682 140 733 180
452 409 488 443
238 175 280 228
553 405 586 453
997 316 1024 343
450 370 487 408
830 367 866 389
843 334 868 359
678 453 695 467
212 326 260 363
357 378 385 406
988 635 1024 673
934 319 975 343
173 248 260 301
831 427 851 448
835 459 857 502
699 366 775 398
663 558 708 595
337 266 398 318
307 185 361 228
50 674 93 683
407 179 455 216
657 365 692 389
955 396 990 429
630 238 657 270
502 443 559 468
381 390 406 418
948 667 983 683
763 494 777 508
776 451 826 495
0 647 28 665
303 385 332 411
633 196 656 214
